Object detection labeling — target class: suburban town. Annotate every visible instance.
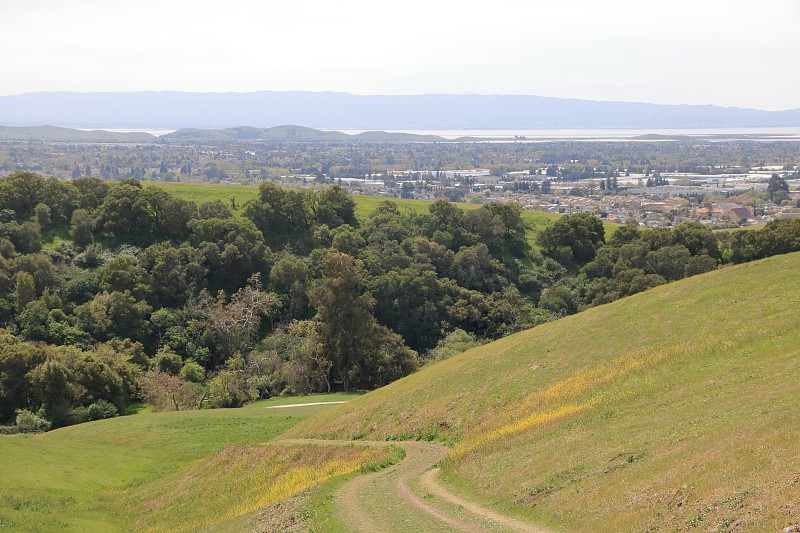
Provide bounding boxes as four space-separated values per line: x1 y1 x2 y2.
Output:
282 165 800 228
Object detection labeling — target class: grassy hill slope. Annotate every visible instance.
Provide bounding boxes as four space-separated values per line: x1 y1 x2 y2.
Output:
0 392 396 532
287 252 800 532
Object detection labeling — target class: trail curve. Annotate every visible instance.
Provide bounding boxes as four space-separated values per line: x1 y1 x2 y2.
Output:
274 439 550 533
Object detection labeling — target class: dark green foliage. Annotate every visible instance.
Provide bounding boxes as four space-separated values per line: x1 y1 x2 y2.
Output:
315 185 356 228
189 217 270 289
69 208 94 247
154 348 183 375
0 336 48 422
74 291 152 343
73 177 110 210
767 173 789 203
310 252 417 390
729 218 800 263
87 399 118 421
538 212 605 264
138 242 206 307
0 171 46 220
0 333 138 427
94 180 196 242
673 222 720 259
243 182 312 247
198 200 233 220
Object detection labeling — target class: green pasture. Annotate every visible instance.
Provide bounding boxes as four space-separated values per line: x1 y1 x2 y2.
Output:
0 392 360 532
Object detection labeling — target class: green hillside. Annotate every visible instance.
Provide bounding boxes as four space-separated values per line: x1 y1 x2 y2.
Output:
0 393 395 532
287 252 800 532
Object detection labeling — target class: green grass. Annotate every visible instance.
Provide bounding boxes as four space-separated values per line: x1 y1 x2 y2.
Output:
288 252 800 531
0 392 362 532
148 181 258 214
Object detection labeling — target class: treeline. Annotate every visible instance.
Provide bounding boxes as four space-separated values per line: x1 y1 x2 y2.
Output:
534 213 800 313
1 171 800 431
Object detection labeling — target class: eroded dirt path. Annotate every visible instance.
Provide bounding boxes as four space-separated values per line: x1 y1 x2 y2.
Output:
275 438 550 533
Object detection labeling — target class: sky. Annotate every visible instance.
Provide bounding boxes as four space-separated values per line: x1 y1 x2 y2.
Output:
1 0 799 110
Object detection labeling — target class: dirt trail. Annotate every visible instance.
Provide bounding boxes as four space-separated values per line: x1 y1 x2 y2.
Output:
274 439 550 533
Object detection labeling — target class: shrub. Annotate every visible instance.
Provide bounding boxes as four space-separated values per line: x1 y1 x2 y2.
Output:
87 400 119 421
73 243 105 268
426 329 480 364
15 409 51 432
179 361 205 383
206 370 249 408
154 349 183 375
68 406 90 425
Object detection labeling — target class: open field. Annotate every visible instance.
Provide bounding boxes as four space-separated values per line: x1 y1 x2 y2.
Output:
288 252 800 531
0 392 383 532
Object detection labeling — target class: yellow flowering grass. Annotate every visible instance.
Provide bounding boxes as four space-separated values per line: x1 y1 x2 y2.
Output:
449 346 672 460
124 443 399 532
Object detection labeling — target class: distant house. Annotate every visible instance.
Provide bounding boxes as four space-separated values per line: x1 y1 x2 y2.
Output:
728 207 752 223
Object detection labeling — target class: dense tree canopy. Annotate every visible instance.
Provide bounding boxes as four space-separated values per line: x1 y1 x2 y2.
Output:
0 170 798 431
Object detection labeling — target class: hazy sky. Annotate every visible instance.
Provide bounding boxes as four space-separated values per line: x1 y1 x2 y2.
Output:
2 0 798 110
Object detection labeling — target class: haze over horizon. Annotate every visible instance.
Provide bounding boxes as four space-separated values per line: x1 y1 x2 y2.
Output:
5 89 799 114
3 0 799 111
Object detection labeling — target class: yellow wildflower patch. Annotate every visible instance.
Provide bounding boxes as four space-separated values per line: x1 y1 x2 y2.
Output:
450 346 671 460
126 443 397 533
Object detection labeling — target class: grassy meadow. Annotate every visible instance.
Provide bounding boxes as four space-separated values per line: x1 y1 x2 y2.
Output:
0 392 391 532
287 252 800 531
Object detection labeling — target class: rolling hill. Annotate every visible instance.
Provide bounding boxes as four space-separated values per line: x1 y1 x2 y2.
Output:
0 125 155 142
286 251 800 532
160 125 446 142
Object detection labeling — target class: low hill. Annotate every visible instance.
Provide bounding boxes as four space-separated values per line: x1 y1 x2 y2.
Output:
287 252 800 531
0 125 155 142
160 125 445 142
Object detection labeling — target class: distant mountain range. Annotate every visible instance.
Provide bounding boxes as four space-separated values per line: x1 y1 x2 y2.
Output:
1 91 799 130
